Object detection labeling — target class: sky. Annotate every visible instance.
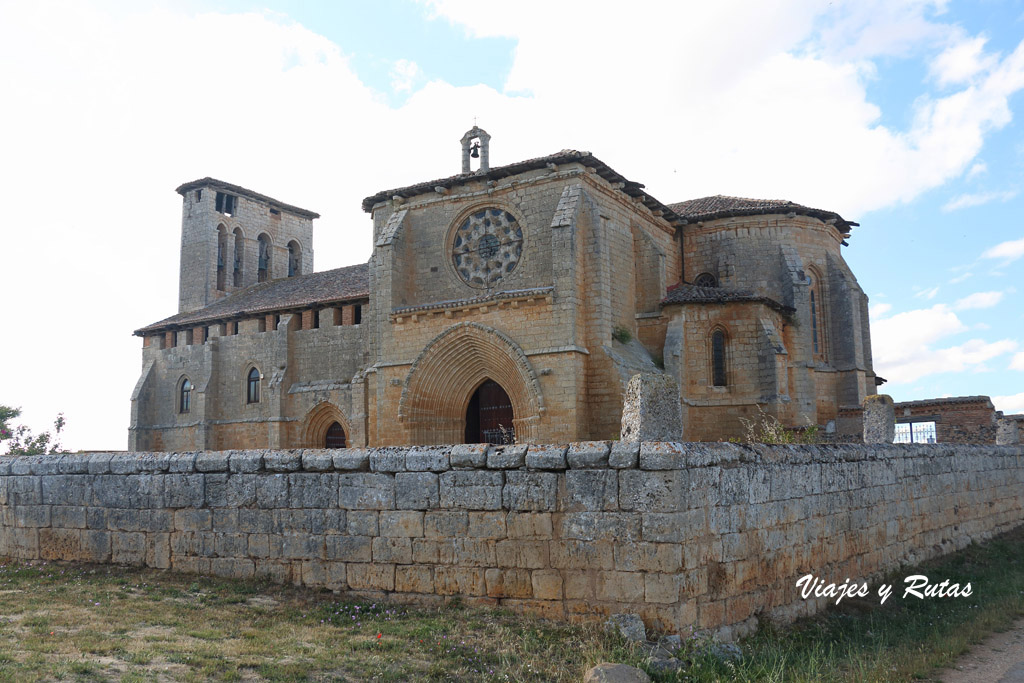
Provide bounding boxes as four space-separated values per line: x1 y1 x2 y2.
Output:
1 0 1023 451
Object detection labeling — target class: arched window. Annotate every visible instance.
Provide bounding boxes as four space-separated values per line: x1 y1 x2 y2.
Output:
216 225 228 291
246 367 261 404
257 234 271 283
179 378 192 414
694 272 717 288
287 241 301 277
807 270 827 360
711 329 727 387
325 421 346 448
233 228 244 287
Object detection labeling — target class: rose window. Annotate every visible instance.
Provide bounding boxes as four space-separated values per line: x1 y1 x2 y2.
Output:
451 208 523 288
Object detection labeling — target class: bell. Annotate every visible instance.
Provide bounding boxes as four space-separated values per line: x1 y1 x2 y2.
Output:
470 142 480 159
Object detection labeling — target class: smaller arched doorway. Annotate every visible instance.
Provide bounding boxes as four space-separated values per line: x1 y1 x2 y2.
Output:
325 421 347 448
465 379 515 444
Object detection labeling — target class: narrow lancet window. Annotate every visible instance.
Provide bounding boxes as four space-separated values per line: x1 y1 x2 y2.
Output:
258 234 271 282
179 379 192 414
712 330 727 387
247 367 261 403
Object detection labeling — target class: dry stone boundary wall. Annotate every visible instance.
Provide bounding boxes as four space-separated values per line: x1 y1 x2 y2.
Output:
1 442 1022 639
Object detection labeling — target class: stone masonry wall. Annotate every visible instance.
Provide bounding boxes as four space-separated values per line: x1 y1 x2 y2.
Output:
2 442 1021 640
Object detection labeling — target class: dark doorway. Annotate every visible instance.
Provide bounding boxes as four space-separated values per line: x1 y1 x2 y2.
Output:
464 379 515 444
325 421 347 448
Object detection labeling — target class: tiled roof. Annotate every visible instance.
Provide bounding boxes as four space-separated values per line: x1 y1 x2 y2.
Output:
660 283 792 312
893 396 994 409
135 262 369 335
668 195 857 233
361 150 686 228
176 177 320 219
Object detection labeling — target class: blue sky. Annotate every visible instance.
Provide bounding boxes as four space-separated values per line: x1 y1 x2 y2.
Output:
1 0 1023 449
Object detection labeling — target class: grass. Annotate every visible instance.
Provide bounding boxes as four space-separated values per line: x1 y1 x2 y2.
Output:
0 524 1021 681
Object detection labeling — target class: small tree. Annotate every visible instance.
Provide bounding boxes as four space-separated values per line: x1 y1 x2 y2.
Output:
0 404 68 455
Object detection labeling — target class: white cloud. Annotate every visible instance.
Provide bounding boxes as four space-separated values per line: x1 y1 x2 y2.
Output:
949 271 972 284
982 237 1024 263
390 58 423 93
1012 352 1024 370
942 189 1017 211
870 303 1018 382
966 161 987 179
993 392 1024 414
869 302 893 318
954 290 1004 310
914 285 941 299
930 34 998 86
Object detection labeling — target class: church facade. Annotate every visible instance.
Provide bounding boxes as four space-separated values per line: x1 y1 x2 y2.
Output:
129 128 879 451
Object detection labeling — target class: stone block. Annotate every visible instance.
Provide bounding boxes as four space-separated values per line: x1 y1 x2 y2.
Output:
57 453 92 474
174 509 211 531
8 476 41 506
567 441 611 469
165 474 205 508
147 533 171 568
80 530 111 562
531 569 563 600
558 512 640 542
618 470 681 512
563 470 618 511
264 451 301 472
256 473 288 509
525 444 567 470
282 534 324 560
226 474 257 507
396 565 434 593
289 473 338 508
996 418 1020 445
597 571 645 603
229 451 263 473
434 567 485 596
450 443 487 468
347 511 379 536
325 562 347 590
639 442 688 470
87 454 113 475
468 511 506 538
347 563 395 591
380 510 424 537
495 540 549 568
302 451 334 472
503 471 557 511
109 456 140 475
41 475 91 506
40 528 81 560
406 446 450 472
14 505 50 528
167 452 197 473
51 505 87 529
339 473 395 510
334 449 371 471
423 510 468 538
614 543 681 573
395 472 439 509
863 395 895 444
370 448 407 473
112 532 146 565
550 540 614 570
372 537 412 563
439 470 504 510
506 512 553 539
195 452 230 472
204 473 229 507
487 444 528 469
620 373 683 442
609 441 640 469
485 568 533 598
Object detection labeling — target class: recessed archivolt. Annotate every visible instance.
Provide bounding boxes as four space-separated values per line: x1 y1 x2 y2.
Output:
398 322 544 443
300 400 351 448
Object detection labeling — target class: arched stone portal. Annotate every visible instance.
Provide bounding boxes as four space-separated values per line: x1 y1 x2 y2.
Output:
399 322 543 444
300 401 351 448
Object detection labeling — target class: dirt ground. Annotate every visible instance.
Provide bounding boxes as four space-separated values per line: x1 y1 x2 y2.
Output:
935 617 1024 682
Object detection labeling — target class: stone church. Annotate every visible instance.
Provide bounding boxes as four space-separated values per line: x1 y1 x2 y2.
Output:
129 128 879 451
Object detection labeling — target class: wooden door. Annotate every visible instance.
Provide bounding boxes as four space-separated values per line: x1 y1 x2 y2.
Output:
464 379 515 444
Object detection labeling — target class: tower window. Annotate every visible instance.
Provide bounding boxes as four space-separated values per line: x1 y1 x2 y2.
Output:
216 225 228 291
247 367 261 404
354 304 362 325
258 234 271 282
215 192 236 216
195 190 202 202
287 241 301 277
711 329 727 387
233 228 244 287
179 378 192 414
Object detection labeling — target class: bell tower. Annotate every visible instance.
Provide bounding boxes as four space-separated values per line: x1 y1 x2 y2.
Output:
461 126 490 174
